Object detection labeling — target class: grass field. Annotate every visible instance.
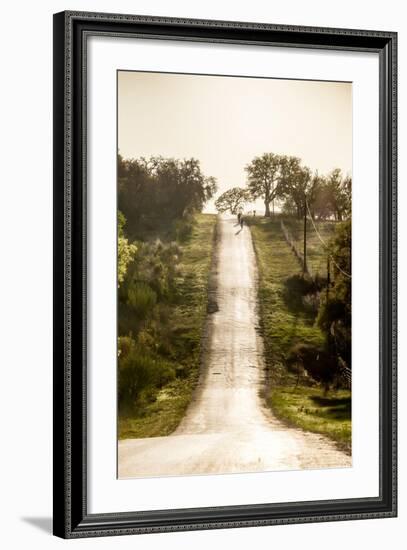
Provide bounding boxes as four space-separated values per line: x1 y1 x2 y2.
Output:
118 213 217 439
248 217 324 381
269 386 351 453
282 217 337 279
248 217 351 453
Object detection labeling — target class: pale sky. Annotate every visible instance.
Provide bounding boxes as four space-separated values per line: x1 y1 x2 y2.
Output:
118 71 352 213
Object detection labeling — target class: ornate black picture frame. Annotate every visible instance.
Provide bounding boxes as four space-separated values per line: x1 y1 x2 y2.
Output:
53 10 397 539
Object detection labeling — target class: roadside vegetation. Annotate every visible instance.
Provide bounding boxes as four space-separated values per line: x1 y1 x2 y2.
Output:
117 154 217 439
215 152 352 452
118 147 352 451
248 217 351 453
281 218 336 278
269 386 351 453
248 218 324 380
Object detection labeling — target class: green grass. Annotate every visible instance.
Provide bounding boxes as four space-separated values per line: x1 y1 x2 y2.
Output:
282 218 337 279
248 218 324 382
248 217 351 452
269 386 351 454
118 213 217 439
118 377 198 439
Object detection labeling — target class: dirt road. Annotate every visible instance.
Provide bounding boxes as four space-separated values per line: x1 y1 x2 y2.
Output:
118 216 351 478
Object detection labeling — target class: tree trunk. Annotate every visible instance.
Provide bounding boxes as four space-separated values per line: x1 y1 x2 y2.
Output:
264 200 271 217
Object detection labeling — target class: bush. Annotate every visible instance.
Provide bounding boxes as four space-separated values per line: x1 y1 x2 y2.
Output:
132 240 181 299
173 217 194 242
286 342 337 392
283 274 319 313
317 221 351 370
118 211 137 286
127 282 157 321
118 337 175 410
285 273 317 295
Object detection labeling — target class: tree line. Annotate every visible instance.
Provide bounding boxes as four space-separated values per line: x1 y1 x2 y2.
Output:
117 151 351 401
283 219 351 392
215 152 352 391
119 154 217 240
117 154 217 412
215 153 351 221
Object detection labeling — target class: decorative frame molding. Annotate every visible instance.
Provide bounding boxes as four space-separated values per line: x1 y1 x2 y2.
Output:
53 11 397 538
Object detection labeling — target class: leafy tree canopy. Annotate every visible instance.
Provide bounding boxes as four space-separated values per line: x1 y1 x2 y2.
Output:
118 155 217 238
318 220 351 369
245 153 287 216
118 211 137 287
214 187 249 214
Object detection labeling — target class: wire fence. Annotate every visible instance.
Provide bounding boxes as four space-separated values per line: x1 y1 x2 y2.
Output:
280 216 352 387
280 219 314 278
281 214 351 283
337 356 352 389
305 200 351 279
280 214 352 387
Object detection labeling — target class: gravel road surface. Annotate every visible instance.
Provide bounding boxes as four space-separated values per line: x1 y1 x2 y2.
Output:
118 216 351 478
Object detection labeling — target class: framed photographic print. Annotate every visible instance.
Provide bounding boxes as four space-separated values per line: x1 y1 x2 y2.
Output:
53 11 397 538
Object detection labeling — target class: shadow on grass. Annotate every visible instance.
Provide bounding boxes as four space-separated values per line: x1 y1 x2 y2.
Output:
282 275 319 321
285 315 300 357
310 395 351 420
311 396 351 407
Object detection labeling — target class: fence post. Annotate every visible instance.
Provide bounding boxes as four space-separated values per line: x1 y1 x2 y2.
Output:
326 255 330 300
303 205 307 276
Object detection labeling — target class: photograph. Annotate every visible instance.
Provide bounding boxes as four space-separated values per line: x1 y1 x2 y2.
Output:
116 70 353 479
50 8 397 539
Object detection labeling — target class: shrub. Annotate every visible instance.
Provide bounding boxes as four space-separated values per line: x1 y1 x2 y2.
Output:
317 221 351 370
283 273 318 312
173 217 194 242
118 337 176 410
133 240 181 299
285 273 319 295
286 342 337 392
127 282 157 321
117 211 137 286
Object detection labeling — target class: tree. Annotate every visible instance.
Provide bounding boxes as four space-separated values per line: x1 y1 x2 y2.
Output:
311 176 333 220
245 153 287 217
118 155 217 237
118 155 154 237
279 161 335 221
160 157 217 219
317 220 351 370
214 187 249 214
325 169 352 221
305 172 326 220
280 164 312 219
117 211 137 287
